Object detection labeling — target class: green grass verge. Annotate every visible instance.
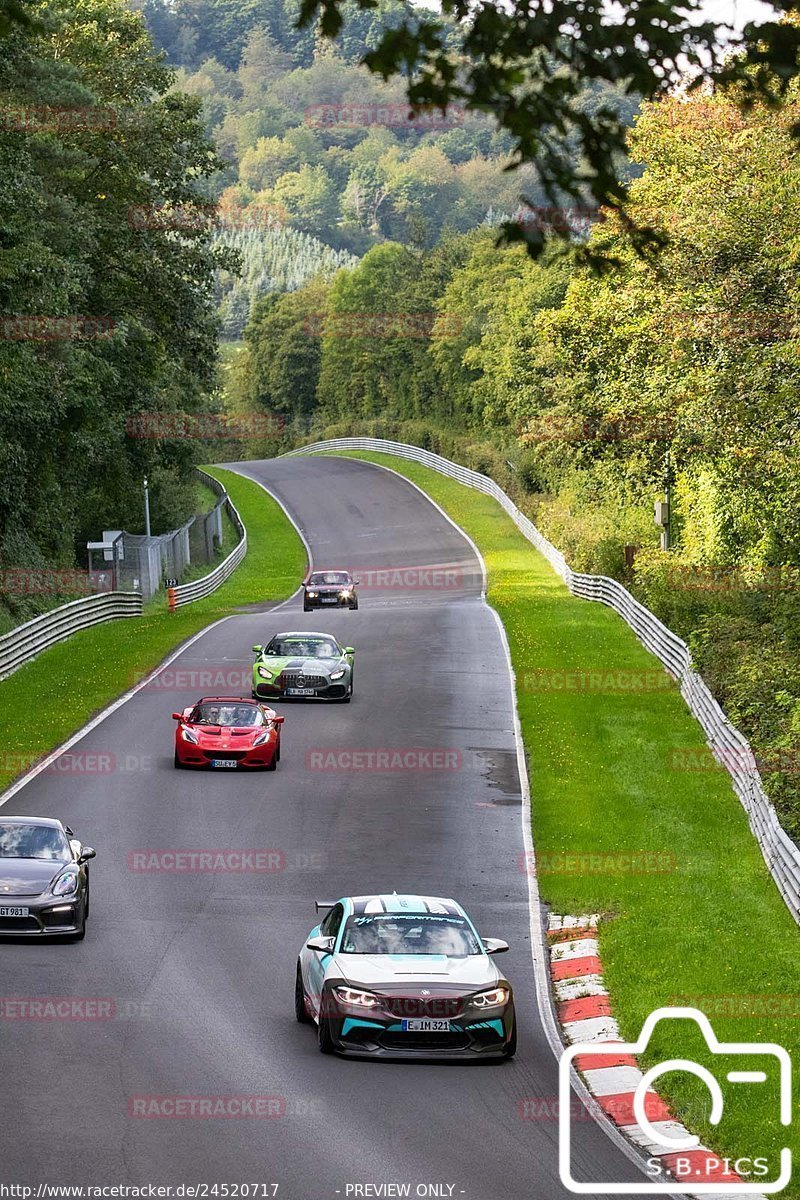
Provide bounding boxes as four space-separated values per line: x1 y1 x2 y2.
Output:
329 449 799 1186
0 466 306 795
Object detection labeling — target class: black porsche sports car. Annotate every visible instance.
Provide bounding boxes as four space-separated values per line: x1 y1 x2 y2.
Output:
0 816 95 940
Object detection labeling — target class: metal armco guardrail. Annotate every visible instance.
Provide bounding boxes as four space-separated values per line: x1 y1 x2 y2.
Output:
288 437 800 925
166 469 247 609
0 592 142 681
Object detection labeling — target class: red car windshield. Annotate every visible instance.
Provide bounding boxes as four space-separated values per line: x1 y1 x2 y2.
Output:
190 703 265 727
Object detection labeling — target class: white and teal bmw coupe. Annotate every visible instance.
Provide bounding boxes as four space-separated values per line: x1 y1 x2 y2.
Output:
295 893 517 1060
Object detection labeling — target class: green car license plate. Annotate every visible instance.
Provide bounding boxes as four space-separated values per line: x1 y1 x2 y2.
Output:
286 687 314 695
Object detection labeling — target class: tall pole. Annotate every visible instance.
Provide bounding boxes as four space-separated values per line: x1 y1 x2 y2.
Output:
144 476 151 537
662 448 672 552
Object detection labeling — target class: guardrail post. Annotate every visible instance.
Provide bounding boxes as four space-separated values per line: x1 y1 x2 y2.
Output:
167 586 177 613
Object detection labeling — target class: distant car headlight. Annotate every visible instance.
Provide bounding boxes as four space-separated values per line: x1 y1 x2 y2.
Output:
330 669 346 680
469 987 510 1009
307 590 318 598
257 665 273 679
333 986 379 1008
339 589 352 598
181 727 199 744
252 730 270 746
51 869 79 897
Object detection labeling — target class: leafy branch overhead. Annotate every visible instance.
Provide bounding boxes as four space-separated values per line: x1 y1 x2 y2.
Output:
297 0 800 255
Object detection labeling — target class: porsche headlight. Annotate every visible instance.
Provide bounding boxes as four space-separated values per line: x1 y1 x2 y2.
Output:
330 669 346 680
257 665 273 679
469 987 509 1009
181 727 199 744
333 986 379 1008
52 869 79 897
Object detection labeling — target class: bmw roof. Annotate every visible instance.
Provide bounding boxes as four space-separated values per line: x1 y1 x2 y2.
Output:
347 894 466 916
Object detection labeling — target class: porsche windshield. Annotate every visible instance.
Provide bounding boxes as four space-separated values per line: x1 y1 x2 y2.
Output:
308 572 351 587
266 638 339 658
0 823 69 860
340 913 481 957
190 703 265 727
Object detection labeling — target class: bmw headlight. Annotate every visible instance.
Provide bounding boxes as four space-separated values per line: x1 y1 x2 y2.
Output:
339 589 352 598
307 590 318 598
181 727 199 744
257 665 273 679
330 669 346 680
333 986 379 1008
52 869 79 897
469 987 509 1009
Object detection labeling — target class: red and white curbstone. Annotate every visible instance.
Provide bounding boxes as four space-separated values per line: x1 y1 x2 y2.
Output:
547 914 765 1196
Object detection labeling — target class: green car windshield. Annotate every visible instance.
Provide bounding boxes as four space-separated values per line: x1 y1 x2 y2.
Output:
266 638 340 658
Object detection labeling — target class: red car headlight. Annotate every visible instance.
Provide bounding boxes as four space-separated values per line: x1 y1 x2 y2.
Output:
252 730 271 747
181 727 199 744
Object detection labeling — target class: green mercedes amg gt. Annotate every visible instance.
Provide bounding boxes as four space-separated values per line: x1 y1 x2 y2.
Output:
252 631 355 702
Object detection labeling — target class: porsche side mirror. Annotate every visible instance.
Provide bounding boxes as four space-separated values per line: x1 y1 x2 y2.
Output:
306 935 335 954
79 847 97 863
483 937 509 955
252 644 263 654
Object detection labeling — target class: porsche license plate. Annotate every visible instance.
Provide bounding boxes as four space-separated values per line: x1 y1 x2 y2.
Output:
210 759 238 769
286 687 314 695
0 906 29 917
400 1018 451 1032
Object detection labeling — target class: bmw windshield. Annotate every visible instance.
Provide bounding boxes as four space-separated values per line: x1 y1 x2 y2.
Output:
340 913 482 957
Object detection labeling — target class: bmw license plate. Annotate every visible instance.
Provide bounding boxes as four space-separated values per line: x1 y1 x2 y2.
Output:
401 1018 451 1032
0 906 29 917
286 687 314 695
210 759 238 769
322 596 337 603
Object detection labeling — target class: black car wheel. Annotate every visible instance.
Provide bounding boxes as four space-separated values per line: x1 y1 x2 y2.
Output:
317 1012 336 1054
275 737 281 763
303 602 311 612
295 964 311 1024
265 751 277 771
71 904 87 942
173 751 185 769
502 1020 517 1059
350 598 358 610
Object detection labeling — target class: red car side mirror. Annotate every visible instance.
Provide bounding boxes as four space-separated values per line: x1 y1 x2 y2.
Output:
273 715 285 725
171 712 181 720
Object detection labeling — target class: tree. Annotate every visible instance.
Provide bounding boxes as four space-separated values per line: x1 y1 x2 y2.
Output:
297 0 800 257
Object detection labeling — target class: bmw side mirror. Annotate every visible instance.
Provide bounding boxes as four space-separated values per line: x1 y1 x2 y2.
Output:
79 847 97 863
252 644 263 654
306 935 335 954
354 579 361 585
483 937 509 955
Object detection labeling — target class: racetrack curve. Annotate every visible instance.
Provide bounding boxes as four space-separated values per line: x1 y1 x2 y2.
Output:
0 454 645 1198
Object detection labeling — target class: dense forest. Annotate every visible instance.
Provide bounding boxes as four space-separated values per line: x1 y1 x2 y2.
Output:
232 82 800 835
0 0 230 627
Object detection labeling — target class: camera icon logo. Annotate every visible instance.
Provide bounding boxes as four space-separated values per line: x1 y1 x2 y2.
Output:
558 1006 792 1194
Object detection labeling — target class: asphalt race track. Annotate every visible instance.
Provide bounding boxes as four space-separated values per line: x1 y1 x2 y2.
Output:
0 454 647 1198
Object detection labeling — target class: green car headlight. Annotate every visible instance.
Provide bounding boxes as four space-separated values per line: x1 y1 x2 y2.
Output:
330 669 345 680
257 665 273 679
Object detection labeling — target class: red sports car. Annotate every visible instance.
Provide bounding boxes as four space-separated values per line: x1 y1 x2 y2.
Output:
172 697 284 770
